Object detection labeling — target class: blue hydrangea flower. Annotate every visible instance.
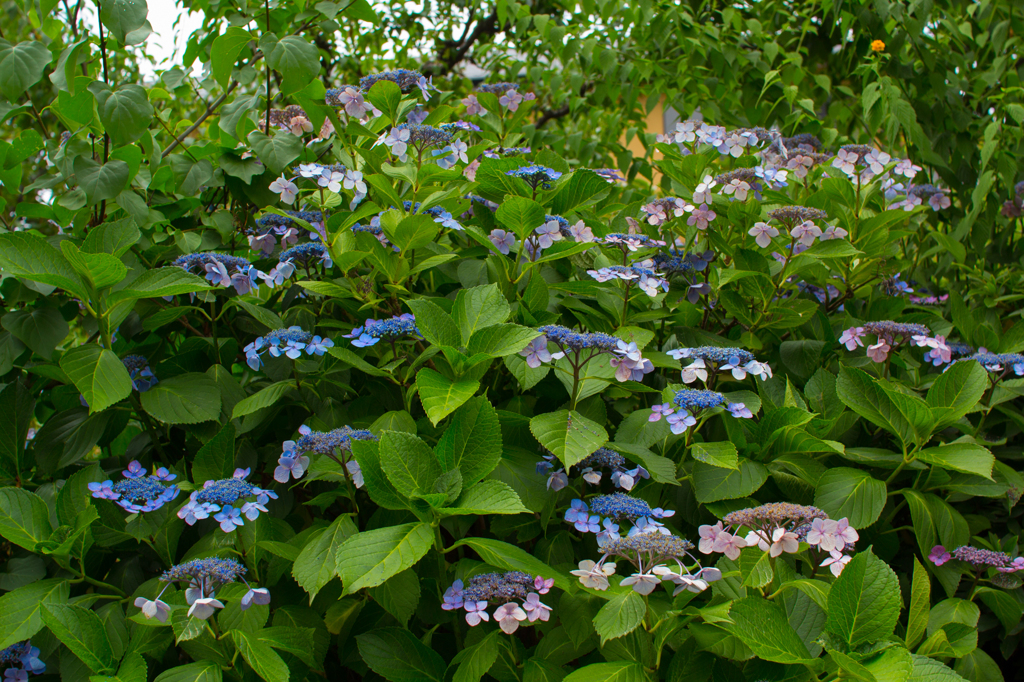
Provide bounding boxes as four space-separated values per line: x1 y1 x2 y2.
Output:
0 641 45 678
177 469 277 532
122 355 157 392
89 461 180 513
673 388 727 412
244 327 331 370
172 253 266 295
344 314 419 347
137 557 270 622
506 165 562 190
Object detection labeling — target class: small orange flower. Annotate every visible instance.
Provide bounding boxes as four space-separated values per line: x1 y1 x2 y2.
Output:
871 39 886 52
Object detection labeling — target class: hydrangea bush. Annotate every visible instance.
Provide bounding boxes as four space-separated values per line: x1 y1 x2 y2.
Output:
0 1 1022 682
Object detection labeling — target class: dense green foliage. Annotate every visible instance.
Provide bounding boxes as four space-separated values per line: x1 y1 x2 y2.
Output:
0 0 1023 681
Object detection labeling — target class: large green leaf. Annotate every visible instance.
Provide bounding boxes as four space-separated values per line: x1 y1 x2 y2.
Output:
231 380 295 419
561 662 647 682
231 630 289 682
691 441 739 469
42 604 116 674
245 131 302 174
405 299 461 347
0 487 53 551
266 35 321 95
141 373 222 424
441 480 528 516
416 368 480 426
449 630 499 682
170 155 215 196
448 537 571 592
60 344 133 413
692 459 769 503
74 157 131 205
367 570 421 626
837 366 933 448
60 241 128 290
909 654 968 682
0 233 88 300
0 579 70 650
82 218 140 257
466 324 539 358
357 627 445 682
0 40 52 100
453 284 510 344
379 431 442 497
350 439 410 510
91 83 154 146
593 591 645 644
336 522 433 594
108 267 212 302
2 308 68 360
433 396 502 487
916 442 994 480
211 27 253 89
495 196 546 241
723 597 814 664
549 169 610 215
153 662 222 682
529 409 608 469
813 467 887 527
292 516 358 600
826 549 902 649
926 360 986 428
98 0 149 43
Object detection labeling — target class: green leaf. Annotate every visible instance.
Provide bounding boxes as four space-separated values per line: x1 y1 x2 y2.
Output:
926 361 986 427
909 655 968 682
450 630 499 682
42 604 116 673
192 424 236 485
74 157 131 204
606 443 678 484
453 284 510 344
211 27 252 89
98 0 149 43
415 368 480 426
336 522 433 594
2 307 68 360
434 396 502 488
367 569 421 626
907 558 931 650
60 344 133 413
141 373 221 424
0 488 53 551
379 430 442 497
91 83 155 146
0 40 52 100
442 480 527 516
292 515 358 600
231 630 290 682
466 324 539 358
363 81 402 124
549 169 609 214
593 591 645 644
350 439 410 510
60 241 128 290
170 155 214 195
529 409 608 470
917 443 994 480
826 549 902 649
255 626 316 668
561 662 647 682
82 218 140 257
107 267 212 303
448 537 571 592
724 596 814 663
837 366 933 448
691 441 739 469
0 233 88 300
231 380 294 419
266 35 320 95
245 130 302 174
153 661 222 682
405 299 461 347
692 459 769 503
0 579 70 650
495 196 547 241
357 627 445 682
814 467 887 527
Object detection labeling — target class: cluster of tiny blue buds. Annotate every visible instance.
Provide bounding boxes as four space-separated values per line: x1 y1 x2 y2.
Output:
244 326 334 370
177 468 278 532
122 354 157 392
506 165 563 189
959 352 1024 377
344 314 420 348
537 325 619 353
88 461 179 513
359 69 424 92
672 388 726 411
279 242 332 267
